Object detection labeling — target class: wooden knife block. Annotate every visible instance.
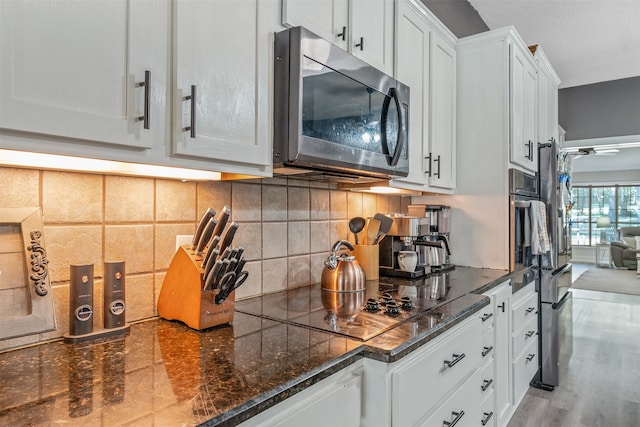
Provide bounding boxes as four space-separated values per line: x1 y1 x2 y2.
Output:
157 245 235 330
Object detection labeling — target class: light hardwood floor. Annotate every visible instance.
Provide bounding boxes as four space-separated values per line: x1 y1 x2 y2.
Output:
508 264 640 426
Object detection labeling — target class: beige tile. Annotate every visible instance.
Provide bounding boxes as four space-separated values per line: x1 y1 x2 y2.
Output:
155 223 195 271
262 222 287 259
288 221 310 255
42 171 102 223
310 253 326 284
154 272 166 315
310 188 330 220
40 282 69 340
262 258 287 294
287 178 310 188
105 225 153 274
197 181 232 215
233 222 262 261
347 192 363 218
288 186 310 220
262 185 287 221
235 260 262 299
0 167 39 208
376 194 390 215
330 220 349 245
362 193 378 218
44 225 102 282
105 176 154 222
330 190 348 220
310 221 331 254
126 274 155 322
156 179 196 222
288 255 310 288
400 195 411 214
232 182 261 222
260 176 288 186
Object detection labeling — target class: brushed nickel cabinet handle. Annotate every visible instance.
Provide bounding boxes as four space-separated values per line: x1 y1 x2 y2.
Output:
482 345 494 357
182 85 196 138
481 379 493 392
481 312 493 322
526 353 535 362
425 152 432 177
444 353 465 368
482 411 494 426
136 70 151 129
337 26 346 41
355 37 364 50
443 410 465 427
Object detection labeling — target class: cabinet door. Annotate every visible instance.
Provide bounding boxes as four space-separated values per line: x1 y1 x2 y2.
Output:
393 0 430 187
492 283 512 427
429 33 456 190
350 0 394 74
282 0 348 50
0 0 160 149
173 0 270 166
510 45 537 172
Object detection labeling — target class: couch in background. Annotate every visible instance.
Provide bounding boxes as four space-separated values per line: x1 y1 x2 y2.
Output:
611 226 640 270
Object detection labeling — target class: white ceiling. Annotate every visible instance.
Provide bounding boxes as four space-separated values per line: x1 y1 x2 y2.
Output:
467 0 640 88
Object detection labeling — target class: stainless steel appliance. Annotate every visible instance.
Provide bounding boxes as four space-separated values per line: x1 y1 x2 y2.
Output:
535 142 573 390
509 142 573 391
378 216 429 278
273 26 410 181
408 205 454 272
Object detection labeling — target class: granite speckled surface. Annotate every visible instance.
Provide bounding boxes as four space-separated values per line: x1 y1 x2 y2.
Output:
0 266 510 426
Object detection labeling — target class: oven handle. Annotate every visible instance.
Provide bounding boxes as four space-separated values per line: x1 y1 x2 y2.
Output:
380 87 405 167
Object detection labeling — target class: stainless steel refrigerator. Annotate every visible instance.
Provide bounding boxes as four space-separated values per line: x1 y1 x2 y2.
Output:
533 142 573 390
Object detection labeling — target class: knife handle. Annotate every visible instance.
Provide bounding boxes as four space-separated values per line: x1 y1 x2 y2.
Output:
196 218 217 256
211 205 231 242
219 222 239 255
203 248 220 279
201 235 221 268
191 208 216 250
204 259 224 291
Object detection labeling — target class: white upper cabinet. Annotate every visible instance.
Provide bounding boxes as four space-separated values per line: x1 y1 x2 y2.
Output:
532 46 560 148
0 0 162 149
457 27 539 176
173 0 271 167
391 0 456 193
429 32 457 190
281 0 394 75
510 45 538 172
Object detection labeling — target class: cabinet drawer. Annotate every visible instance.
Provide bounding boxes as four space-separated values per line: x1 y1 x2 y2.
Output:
480 389 496 427
392 317 482 426
479 303 494 334
419 369 482 427
481 328 494 363
480 357 494 402
513 337 539 406
512 291 538 333
512 315 539 358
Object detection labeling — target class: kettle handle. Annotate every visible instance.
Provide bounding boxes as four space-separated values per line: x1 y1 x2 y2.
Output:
326 240 355 271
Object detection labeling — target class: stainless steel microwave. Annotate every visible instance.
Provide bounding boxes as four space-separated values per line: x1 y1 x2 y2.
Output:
273 26 410 180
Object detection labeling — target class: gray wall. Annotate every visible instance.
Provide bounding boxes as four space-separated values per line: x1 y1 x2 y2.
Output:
558 77 640 141
420 0 488 38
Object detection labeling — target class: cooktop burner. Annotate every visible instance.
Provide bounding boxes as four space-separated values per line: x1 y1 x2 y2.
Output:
235 276 454 341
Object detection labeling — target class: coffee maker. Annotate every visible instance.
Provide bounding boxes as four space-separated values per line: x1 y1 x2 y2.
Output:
378 215 430 278
408 204 454 272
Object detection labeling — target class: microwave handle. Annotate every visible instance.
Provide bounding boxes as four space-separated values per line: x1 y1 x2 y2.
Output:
380 87 405 167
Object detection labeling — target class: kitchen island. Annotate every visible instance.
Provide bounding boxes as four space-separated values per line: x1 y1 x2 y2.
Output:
0 267 518 426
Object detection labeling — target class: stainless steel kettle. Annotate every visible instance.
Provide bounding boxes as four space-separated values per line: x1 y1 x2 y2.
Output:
321 240 366 319
321 240 366 292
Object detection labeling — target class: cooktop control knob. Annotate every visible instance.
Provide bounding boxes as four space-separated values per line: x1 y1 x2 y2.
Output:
385 301 401 316
365 298 380 312
400 296 413 310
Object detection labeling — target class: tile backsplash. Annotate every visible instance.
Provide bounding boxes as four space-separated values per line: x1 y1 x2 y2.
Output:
0 167 408 351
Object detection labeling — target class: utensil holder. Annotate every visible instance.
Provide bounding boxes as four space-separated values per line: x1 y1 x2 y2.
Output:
157 245 235 330
354 244 379 281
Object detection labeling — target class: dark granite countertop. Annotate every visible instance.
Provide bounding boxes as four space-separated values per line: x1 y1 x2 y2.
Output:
0 266 510 426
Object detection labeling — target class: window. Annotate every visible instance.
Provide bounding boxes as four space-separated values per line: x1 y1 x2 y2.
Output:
570 185 640 246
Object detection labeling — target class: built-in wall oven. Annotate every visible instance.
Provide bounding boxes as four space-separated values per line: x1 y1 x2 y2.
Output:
273 26 410 180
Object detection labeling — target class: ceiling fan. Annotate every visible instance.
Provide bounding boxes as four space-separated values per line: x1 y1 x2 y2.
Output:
566 146 619 159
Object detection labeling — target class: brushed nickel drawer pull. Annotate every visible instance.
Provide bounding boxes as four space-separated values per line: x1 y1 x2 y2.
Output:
444 353 465 368
481 378 493 392
482 411 494 426
526 353 535 363
482 346 493 357
443 410 464 427
481 312 493 322
136 70 151 129
182 85 196 138
525 330 536 339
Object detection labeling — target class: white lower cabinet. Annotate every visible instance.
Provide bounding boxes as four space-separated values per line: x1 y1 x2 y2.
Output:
362 314 484 426
239 361 363 427
510 282 539 409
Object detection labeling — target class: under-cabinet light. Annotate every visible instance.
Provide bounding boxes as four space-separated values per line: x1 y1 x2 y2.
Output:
0 149 222 181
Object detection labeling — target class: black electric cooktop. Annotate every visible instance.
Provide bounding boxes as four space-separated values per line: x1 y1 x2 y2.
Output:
235 272 456 341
